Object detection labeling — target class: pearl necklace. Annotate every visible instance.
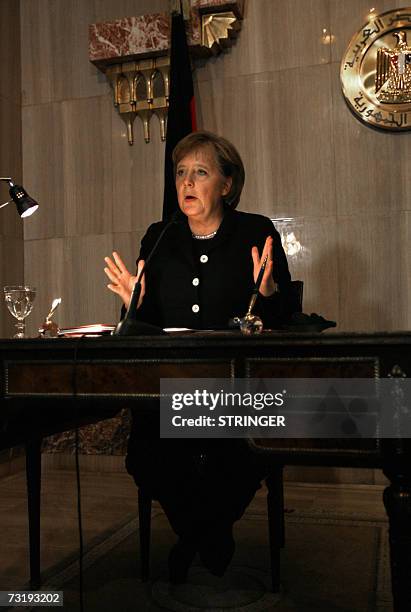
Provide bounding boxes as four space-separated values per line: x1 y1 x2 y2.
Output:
192 230 218 240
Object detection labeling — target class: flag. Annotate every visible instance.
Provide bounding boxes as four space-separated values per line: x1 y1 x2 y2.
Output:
162 6 197 220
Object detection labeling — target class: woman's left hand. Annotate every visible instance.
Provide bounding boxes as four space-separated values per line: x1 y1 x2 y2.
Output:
251 236 276 296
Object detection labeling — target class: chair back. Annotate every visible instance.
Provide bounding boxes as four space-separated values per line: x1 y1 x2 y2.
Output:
291 280 303 313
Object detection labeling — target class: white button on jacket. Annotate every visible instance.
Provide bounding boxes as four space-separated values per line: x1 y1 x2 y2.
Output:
192 277 200 286
200 255 208 263
192 304 200 313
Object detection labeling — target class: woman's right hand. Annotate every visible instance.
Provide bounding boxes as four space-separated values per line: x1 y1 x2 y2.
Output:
104 251 145 309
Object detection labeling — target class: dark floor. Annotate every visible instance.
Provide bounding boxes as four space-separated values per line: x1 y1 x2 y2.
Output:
0 457 387 592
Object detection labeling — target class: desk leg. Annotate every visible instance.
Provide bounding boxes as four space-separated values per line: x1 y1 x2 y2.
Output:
25 438 42 589
382 440 411 612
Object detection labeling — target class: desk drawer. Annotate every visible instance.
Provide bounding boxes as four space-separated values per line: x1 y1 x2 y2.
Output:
5 359 233 397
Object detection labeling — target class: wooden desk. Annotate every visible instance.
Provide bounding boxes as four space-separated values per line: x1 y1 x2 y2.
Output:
1 331 410 610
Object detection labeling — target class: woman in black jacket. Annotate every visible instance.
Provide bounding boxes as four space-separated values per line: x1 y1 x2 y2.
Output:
104 131 293 583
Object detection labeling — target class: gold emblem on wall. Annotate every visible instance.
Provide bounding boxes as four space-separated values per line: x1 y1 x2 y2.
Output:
341 8 411 130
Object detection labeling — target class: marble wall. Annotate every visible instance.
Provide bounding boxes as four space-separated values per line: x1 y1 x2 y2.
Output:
195 0 411 332
15 0 410 336
0 0 23 338
19 0 169 334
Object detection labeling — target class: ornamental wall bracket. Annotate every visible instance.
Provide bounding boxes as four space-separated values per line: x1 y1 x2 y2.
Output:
89 0 245 145
340 7 411 131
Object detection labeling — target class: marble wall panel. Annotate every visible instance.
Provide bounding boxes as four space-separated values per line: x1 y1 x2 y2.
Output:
400 133 411 212
0 100 22 235
274 215 339 324
94 0 169 23
0 0 21 103
60 95 113 237
23 237 64 337
0 198 22 241
24 233 118 336
111 113 165 233
0 236 24 338
23 95 113 240
402 211 411 330
330 0 410 63
197 63 335 219
21 0 106 106
89 14 170 66
111 230 147 266
0 98 22 239
196 0 331 83
22 103 65 240
63 233 118 329
0 101 22 239
336 213 408 332
331 64 408 217
20 0 170 107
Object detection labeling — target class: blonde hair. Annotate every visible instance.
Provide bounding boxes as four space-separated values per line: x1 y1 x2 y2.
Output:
172 131 245 209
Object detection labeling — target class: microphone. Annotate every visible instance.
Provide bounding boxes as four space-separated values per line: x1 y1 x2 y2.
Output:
113 211 182 336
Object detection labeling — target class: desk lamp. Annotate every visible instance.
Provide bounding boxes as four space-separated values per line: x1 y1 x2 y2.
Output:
0 177 39 217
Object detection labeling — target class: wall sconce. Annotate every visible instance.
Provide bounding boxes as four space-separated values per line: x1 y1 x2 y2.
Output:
321 28 335 46
89 1 245 145
0 178 39 218
105 56 170 145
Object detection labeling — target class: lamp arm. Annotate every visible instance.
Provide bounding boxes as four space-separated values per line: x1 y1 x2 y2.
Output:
1 177 13 209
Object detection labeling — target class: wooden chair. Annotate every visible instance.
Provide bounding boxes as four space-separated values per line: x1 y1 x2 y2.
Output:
138 468 285 591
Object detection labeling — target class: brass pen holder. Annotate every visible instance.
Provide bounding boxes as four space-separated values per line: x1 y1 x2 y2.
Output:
239 293 263 336
38 297 61 338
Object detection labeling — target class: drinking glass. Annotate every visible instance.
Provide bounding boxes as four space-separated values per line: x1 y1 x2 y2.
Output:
3 286 36 338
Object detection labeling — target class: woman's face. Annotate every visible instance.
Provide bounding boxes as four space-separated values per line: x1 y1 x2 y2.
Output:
175 146 232 224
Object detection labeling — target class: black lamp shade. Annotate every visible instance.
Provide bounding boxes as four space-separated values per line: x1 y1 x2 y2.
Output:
9 184 39 218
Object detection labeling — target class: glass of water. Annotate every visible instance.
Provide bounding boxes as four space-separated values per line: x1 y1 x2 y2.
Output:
4 286 36 338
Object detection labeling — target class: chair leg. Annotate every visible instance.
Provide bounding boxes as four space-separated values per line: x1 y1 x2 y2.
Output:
138 488 152 582
266 467 285 592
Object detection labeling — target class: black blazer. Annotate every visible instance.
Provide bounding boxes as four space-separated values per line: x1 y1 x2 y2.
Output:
135 208 293 329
